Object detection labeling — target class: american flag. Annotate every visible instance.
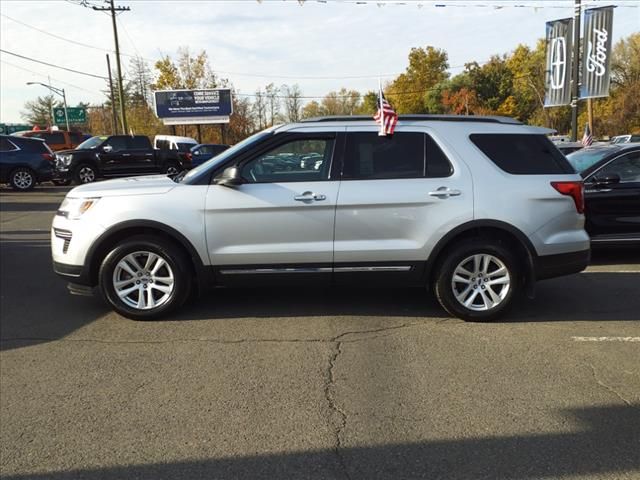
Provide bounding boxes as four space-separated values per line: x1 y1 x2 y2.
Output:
582 123 593 147
373 89 398 136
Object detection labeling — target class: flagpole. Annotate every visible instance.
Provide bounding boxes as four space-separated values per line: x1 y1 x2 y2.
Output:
378 78 385 136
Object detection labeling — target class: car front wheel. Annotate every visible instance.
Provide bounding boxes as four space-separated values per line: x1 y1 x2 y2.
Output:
75 164 97 184
99 235 192 320
434 239 520 322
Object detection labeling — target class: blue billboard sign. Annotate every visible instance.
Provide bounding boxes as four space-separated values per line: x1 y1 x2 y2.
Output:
153 89 233 125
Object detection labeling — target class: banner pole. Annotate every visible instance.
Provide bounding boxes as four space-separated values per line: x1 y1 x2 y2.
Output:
570 0 581 142
378 78 385 136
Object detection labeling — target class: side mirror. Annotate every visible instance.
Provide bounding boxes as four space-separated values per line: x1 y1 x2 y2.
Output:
215 166 244 187
102 144 113 153
593 173 620 186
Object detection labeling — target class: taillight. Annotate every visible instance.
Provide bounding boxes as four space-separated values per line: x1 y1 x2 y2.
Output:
185 153 192 161
42 153 54 162
551 181 584 214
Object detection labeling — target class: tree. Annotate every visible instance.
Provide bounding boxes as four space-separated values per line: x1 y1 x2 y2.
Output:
265 83 280 125
281 84 303 122
387 46 449 113
301 100 323 119
21 95 60 126
128 55 153 107
253 89 267 129
153 47 223 91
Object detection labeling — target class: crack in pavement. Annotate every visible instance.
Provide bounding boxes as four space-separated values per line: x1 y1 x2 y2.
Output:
324 340 351 480
587 363 632 406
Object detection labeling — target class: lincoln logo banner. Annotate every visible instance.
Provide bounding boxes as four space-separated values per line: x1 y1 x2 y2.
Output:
580 6 615 99
544 18 573 107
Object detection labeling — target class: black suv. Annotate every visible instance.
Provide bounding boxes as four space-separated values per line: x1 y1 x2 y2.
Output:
54 135 187 185
567 144 640 246
0 135 54 191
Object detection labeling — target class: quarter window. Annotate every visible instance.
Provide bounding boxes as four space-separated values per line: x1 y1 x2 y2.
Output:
0 137 18 152
241 138 334 183
470 134 574 174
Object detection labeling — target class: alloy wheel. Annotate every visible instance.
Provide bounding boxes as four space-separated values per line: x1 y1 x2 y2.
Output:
78 166 96 183
451 254 511 311
112 251 175 310
13 170 34 190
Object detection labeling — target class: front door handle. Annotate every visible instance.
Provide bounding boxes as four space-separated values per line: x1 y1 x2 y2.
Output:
429 187 461 198
294 191 326 202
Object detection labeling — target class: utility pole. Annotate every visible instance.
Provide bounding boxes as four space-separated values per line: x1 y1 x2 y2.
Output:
570 0 582 141
93 1 130 134
106 54 119 134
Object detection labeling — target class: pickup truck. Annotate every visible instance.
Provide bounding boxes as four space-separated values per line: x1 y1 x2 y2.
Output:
54 135 189 185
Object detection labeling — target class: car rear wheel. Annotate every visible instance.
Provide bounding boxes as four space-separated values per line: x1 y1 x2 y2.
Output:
434 239 520 322
99 235 192 320
75 164 97 184
9 167 36 191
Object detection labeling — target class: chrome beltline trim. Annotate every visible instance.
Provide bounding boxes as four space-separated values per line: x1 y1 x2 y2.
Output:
334 266 412 272
219 266 412 274
220 267 333 274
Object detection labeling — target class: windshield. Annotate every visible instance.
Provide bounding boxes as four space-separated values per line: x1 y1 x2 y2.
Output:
566 148 616 174
77 136 107 150
181 130 272 183
611 136 629 144
177 142 196 152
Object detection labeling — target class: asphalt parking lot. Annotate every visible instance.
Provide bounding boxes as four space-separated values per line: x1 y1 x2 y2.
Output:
1 185 639 480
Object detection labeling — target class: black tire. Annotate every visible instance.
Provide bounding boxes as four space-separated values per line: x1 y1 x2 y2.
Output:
98 235 193 320
52 178 72 186
75 163 97 184
164 163 181 176
9 167 36 191
434 239 521 322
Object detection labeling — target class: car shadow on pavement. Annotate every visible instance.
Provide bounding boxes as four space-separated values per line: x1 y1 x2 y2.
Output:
2 404 638 480
0 239 109 352
0 202 63 212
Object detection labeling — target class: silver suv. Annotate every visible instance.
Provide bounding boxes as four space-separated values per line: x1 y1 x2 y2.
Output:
52 115 590 321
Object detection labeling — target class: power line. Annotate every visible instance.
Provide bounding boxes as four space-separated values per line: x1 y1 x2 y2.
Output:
0 60 101 95
0 13 143 59
0 49 109 80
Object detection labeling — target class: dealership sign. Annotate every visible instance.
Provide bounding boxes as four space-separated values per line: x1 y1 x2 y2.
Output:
153 89 233 125
580 6 614 99
544 18 573 107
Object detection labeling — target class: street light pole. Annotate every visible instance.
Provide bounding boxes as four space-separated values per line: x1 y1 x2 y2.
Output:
26 82 70 131
61 88 70 132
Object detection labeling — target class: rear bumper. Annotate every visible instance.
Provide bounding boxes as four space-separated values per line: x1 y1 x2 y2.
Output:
534 249 590 280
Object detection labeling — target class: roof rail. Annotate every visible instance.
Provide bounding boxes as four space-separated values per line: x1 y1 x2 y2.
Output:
301 114 522 125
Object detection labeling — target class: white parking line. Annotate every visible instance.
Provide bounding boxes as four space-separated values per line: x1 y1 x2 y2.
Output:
572 336 640 342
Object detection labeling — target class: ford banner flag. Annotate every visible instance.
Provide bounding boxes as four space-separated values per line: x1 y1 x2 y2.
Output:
580 6 615 99
544 18 573 107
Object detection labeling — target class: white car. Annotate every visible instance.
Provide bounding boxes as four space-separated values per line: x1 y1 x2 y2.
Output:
52 115 590 321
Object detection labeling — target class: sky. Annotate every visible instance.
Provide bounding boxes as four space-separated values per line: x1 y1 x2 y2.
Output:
1 0 639 123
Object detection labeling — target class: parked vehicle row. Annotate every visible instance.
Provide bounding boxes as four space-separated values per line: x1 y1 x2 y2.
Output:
52 115 591 322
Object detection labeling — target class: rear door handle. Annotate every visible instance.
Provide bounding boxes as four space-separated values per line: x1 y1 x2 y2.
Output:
294 191 326 202
429 187 461 198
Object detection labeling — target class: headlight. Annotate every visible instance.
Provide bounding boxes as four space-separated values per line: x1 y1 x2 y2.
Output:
57 154 72 165
57 197 100 219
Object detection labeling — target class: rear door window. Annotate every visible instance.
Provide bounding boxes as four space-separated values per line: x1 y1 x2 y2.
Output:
342 132 452 180
128 136 150 150
470 134 574 174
